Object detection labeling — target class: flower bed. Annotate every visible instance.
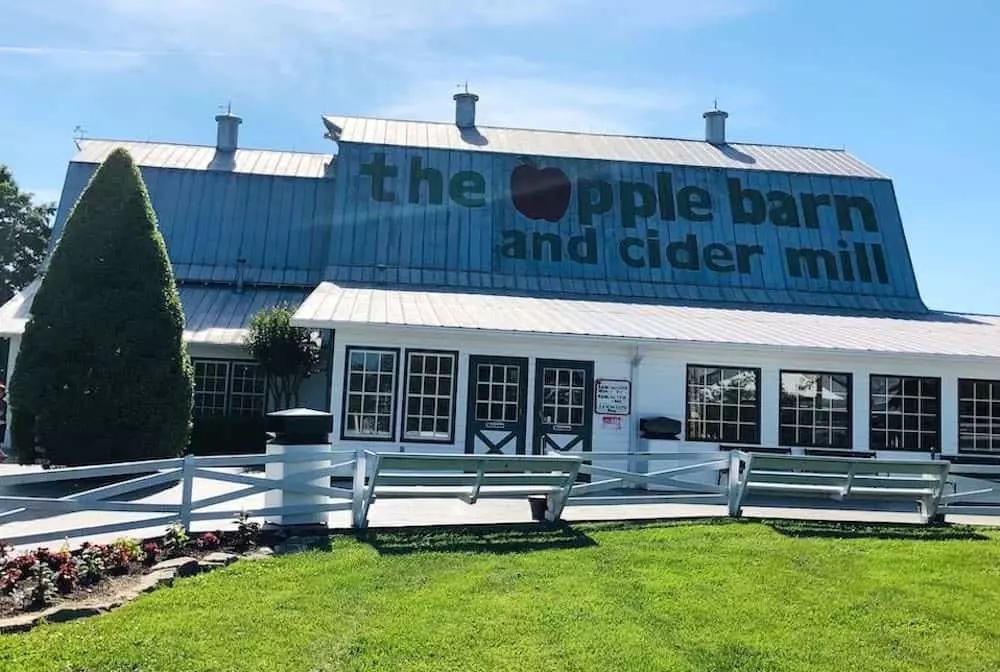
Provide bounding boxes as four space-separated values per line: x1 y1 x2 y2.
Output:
0 514 263 620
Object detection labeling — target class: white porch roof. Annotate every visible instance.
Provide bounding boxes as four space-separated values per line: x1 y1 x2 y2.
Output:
0 282 309 346
292 282 1000 360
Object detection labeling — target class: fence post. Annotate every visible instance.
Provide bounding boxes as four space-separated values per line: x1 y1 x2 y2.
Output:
726 450 742 518
352 448 368 529
179 453 195 533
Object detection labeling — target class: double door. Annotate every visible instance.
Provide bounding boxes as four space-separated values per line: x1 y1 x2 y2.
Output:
464 355 594 457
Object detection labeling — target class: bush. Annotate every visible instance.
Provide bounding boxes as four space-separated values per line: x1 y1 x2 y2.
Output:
234 511 261 552
142 542 159 565
163 522 189 558
197 532 220 550
9 148 194 466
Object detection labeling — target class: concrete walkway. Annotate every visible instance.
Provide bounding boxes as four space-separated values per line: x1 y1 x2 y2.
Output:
1 463 998 550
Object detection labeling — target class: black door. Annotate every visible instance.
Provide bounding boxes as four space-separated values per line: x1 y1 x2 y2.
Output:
465 355 529 455
533 359 594 456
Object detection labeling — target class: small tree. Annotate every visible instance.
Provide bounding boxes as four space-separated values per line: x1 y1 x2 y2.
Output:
9 148 193 465
244 305 320 410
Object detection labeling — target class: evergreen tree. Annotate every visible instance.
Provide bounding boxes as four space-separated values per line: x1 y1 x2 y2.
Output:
9 148 193 465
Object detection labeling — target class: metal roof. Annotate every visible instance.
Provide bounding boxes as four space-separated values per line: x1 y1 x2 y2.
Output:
180 285 312 345
0 282 309 346
72 139 333 179
323 116 885 179
51 160 336 287
293 282 1000 360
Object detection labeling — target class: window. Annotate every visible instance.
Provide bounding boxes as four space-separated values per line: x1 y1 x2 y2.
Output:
342 348 398 440
958 379 1000 452
779 371 852 449
402 350 458 442
686 365 760 444
539 366 587 427
474 362 522 423
192 359 266 417
869 375 940 452
229 362 267 416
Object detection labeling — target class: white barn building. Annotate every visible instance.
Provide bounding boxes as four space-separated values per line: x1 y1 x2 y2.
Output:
4 94 1000 467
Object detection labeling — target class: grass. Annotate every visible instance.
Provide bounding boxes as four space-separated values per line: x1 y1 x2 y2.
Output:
2 520 1000 671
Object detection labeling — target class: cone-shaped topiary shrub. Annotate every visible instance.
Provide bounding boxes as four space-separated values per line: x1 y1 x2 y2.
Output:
9 148 193 465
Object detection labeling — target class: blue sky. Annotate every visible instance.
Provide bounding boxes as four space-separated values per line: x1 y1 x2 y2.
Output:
2 0 998 313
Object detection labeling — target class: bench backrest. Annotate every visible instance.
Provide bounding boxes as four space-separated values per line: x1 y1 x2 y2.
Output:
743 453 949 494
366 452 582 490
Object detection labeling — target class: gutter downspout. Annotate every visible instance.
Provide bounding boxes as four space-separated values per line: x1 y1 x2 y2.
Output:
628 344 644 483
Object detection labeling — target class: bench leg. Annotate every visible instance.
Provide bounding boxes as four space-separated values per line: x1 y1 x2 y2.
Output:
544 493 566 522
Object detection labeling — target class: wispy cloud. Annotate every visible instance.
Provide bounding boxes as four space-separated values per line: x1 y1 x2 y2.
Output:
5 0 772 133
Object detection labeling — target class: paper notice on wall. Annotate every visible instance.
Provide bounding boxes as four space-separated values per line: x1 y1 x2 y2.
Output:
595 379 631 415
601 415 623 431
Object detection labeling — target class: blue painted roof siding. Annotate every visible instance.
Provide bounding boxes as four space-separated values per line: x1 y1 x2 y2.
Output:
321 142 926 313
51 161 336 287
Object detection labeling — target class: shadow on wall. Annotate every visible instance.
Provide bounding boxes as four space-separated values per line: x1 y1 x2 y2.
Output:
364 522 597 556
765 519 990 541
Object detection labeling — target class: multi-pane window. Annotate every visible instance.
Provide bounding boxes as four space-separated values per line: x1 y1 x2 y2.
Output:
686 365 760 444
193 361 229 416
343 348 398 440
192 360 266 417
403 351 457 442
958 379 1000 452
475 363 521 423
870 375 940 451
229 363 267 416
539 366 586 426
779 372 852 449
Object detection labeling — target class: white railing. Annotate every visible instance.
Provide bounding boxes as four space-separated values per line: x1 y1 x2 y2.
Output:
939 462 1000 516
0 451 356 547
4 448 1000 546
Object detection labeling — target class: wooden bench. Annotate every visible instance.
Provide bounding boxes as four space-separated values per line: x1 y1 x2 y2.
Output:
351 451 582 528
728 453 950 523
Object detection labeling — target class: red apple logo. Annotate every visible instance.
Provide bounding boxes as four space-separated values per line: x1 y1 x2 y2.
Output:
510 158 572 222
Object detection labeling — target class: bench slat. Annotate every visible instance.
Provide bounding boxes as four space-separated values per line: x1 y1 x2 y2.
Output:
374 486 564 499
373 454 579 473
374 473 571 487
749 455 948 476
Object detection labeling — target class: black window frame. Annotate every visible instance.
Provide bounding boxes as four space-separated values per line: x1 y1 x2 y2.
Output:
191 357 267 418
958 378 1000 453
401 348 459 445
340 346 401 442
778 370 853 449
685 364 762 446
868 374 941 453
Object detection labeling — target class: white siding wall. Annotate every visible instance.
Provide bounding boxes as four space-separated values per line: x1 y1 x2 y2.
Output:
330 326 636 455
329 325 1000 460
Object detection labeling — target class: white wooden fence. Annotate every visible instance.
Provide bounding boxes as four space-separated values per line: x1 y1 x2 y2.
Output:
1 448 997 546
0 451 356 547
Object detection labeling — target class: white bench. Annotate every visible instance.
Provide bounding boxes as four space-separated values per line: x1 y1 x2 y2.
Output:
728 453 950 523
351 451 582 528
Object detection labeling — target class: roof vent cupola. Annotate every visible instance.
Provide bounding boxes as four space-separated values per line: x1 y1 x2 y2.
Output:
703 103 728 145
215 104 242 152
453 86 479 129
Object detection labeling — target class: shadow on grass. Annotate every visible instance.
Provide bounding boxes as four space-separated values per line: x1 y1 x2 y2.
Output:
765 519 990 541
361 522 598 556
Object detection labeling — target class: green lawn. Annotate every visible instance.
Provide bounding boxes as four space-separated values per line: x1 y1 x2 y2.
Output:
3 520 1000 671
